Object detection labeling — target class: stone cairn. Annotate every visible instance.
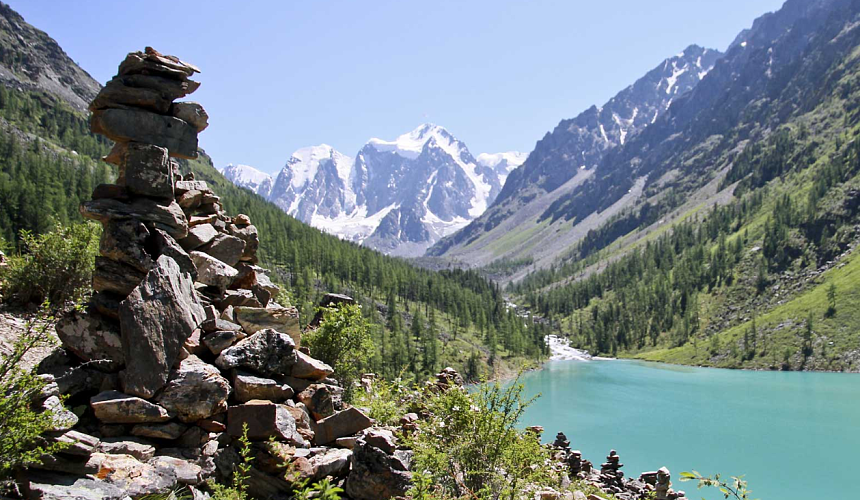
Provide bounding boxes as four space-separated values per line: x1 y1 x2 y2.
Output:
21 48 417 500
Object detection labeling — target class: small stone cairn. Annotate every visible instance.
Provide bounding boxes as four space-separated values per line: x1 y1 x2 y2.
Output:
22 48 414 500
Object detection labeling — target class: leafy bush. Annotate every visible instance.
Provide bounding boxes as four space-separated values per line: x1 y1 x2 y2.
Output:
408 376 555 499
353 375 416 426
302 303 374 400
0 222 99 307
0 306 68 483
209 423 253 500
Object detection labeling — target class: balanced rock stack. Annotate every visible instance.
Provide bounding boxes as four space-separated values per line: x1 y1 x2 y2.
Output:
21 49 408 499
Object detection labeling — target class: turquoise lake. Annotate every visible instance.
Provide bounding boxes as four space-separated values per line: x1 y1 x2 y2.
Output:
514 359 860 500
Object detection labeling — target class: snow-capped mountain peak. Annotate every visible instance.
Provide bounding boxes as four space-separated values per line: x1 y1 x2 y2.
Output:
221 163 274 198
224 125 525 257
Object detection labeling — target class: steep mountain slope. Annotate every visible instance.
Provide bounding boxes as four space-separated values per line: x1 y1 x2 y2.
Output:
0 2 99 112
511 0 860 371
0 2 546 380
223 124 526 256
429 45 721 270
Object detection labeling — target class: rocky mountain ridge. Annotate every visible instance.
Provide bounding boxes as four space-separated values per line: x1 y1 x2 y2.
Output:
221 125 526 257
428 44 722 269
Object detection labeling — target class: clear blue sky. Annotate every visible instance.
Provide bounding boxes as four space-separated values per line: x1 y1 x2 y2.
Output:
12 0 785 174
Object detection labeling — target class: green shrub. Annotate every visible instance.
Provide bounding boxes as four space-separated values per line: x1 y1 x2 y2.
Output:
302 303 374 400
353 375 416 426
0 221 99 307
680 470 757 499
209 423 253 500
407 375 555 500
0 306 68 484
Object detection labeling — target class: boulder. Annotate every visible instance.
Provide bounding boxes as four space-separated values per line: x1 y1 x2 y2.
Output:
199 233 245 267
296 384 336 421
118 255 204 399
200 318 242 333
117 72 199 100
174 180 210 194
81 197 188 240
155 355 231 423
151 228 197 281
43 395 78 432
93 256 147 297
227 223 259 262
362 428 397 454
116 143 174 200
302 448 352 481
55 308 124 369
131 422 188 440
190 251 238 290
285 404 315 442
309 293 355 327
345 439 412 500
233 371 294 403
181 224 219 250
98 438 156 461
291 351 334 381
313 407 373 445
99 219 153 273
227 400 304 445
118 49 199 79
150 455 203 485
51 431 100 457
217 289 262 309
90 391 171 424
90 76 174 113
91 108 198 159
232 264 278 295
234 305 301 345
93 452 178 497
214 328 297 377
171 102 209 132
90 291 123 319
25 471 128 500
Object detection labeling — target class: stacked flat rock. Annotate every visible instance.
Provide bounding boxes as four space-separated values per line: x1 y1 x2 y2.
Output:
601 449 624 478
29 48 388 500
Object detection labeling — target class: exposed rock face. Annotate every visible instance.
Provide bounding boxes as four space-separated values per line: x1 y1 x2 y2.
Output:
55 309 124 370
118 255 204 398
227 400 304 445
313 407 373 445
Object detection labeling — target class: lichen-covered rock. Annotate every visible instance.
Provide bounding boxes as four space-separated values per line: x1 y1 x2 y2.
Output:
55 308 124 370
119 255 204 399
90 391 171 424
155 355 231 423
150 228 197 281
149 455 203 485
345 439 412 500
215 328 297 377
93 452 179 497
202 330 244 355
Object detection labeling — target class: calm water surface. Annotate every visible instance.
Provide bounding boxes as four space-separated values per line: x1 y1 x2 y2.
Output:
514 359 860 500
